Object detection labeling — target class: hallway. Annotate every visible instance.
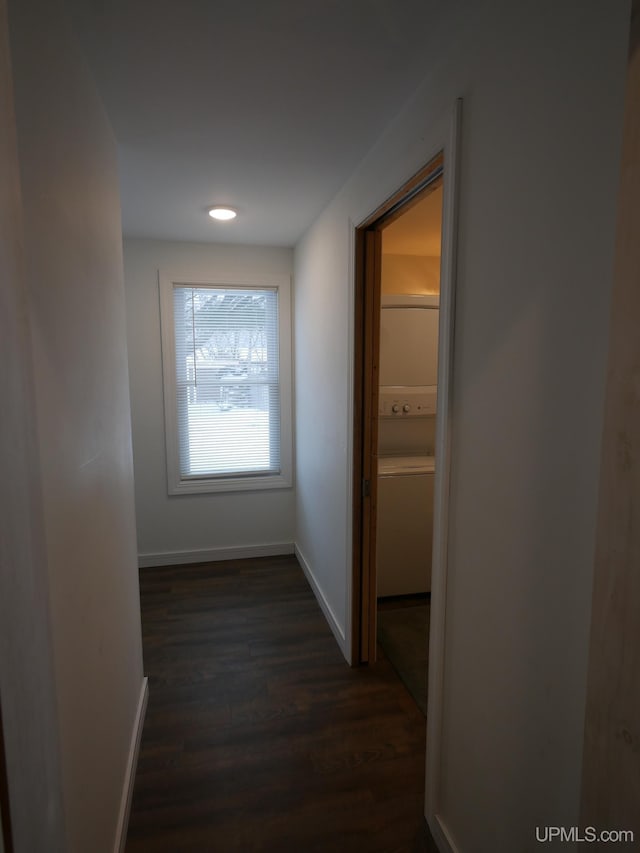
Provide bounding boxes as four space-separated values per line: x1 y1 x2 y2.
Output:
126 556 435 852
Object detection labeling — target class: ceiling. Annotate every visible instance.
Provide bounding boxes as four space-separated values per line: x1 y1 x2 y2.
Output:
68 0 447 247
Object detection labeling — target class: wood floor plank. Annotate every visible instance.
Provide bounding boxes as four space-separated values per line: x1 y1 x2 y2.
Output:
126 555 437 852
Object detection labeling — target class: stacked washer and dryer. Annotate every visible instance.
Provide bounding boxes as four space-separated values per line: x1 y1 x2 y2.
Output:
376 294 439 597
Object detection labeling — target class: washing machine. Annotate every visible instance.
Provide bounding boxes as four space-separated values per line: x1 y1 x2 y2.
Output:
376 454 435 597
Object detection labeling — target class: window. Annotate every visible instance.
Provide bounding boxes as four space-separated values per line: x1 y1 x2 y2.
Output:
159 272 292 494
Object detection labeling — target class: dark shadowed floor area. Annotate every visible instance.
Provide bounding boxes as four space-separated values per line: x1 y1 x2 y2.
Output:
377 599 430 717
126 555 438 852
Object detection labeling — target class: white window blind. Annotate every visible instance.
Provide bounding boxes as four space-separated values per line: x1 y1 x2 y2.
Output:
172 284 281 480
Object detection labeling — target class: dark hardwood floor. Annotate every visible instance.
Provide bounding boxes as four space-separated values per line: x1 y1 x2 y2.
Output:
126 554 437 852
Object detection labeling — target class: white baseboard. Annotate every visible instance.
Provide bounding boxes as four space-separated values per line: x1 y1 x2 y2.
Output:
428 813 458 853
294 544 347 659
138 542 295 568
114 677 148 853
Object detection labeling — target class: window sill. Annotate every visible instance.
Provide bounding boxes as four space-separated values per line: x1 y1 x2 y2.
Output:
168 472 292 495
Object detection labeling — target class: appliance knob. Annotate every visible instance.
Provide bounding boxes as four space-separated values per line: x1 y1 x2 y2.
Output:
391 404 400 414
403 404 411 413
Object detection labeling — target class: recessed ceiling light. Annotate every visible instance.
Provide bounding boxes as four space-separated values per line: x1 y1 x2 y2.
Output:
208 206 237 221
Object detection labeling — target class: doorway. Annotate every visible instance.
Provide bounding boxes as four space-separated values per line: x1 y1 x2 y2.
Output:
351 152 444 668
375 181 443 715
351 101 461 833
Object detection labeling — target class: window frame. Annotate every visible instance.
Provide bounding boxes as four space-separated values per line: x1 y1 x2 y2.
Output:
159 270 293 495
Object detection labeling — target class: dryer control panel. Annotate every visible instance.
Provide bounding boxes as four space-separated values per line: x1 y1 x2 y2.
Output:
378 385 437 417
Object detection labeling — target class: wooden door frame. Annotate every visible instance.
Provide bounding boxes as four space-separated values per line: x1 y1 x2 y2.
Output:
580 3 640 836
350 99 462 839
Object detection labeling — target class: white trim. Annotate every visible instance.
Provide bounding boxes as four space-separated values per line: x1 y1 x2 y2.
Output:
344 217 357 666
138 542 295 568
158 270 293 495
114 677 148 853
425 98 463 824
428 813 459 853
167 472 292 495
295 544 348 659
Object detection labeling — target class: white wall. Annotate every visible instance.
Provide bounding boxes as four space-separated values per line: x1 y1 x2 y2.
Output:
123 238 295 565
0 0 65 848
294 0 630 849
7 0 145 849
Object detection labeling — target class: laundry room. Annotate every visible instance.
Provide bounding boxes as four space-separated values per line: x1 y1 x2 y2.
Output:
376 179 443 716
